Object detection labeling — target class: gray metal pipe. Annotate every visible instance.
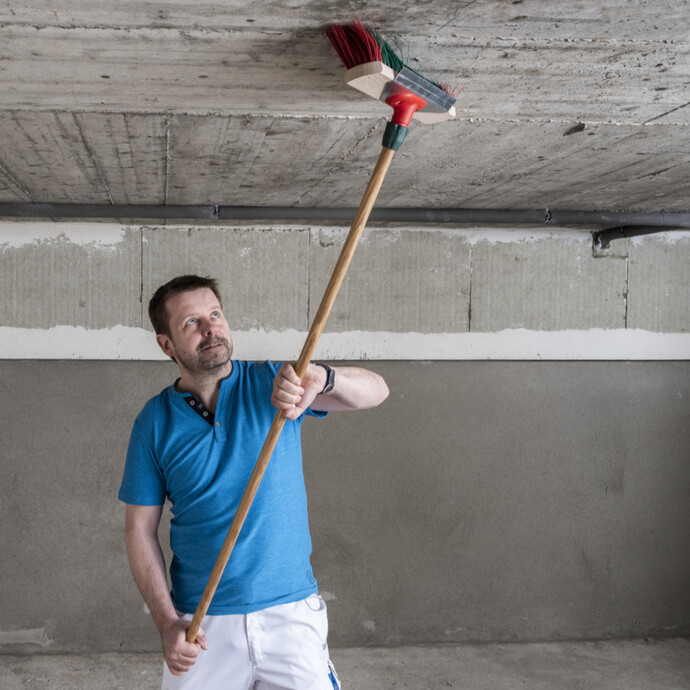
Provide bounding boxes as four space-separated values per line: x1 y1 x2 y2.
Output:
217 206 551 224
0 203 218 220
1 203 689 228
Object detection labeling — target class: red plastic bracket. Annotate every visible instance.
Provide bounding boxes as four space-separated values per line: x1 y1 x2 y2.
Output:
384 85 428 127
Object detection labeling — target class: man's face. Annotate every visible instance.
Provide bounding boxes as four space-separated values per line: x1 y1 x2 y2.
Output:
156 287 233 376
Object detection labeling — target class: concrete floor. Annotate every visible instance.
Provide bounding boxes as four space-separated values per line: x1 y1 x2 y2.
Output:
1 639 689 690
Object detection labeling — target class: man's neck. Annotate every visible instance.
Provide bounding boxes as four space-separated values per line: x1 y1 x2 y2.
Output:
176 361 232 413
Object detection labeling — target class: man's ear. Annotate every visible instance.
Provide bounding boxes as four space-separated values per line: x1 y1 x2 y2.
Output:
156 333 175 360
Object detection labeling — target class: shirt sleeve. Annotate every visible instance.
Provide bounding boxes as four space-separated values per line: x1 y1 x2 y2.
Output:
118 418 167 505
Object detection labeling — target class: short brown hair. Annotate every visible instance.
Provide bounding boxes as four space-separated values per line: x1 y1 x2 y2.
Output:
148 275 223 336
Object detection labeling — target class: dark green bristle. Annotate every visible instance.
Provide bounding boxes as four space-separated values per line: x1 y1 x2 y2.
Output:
364 25 448 94
364 25 405 73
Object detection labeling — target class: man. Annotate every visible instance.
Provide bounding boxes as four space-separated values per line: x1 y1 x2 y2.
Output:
119 274 388 689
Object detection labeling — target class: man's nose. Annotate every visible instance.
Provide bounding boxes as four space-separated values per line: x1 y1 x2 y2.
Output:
201 318 218 336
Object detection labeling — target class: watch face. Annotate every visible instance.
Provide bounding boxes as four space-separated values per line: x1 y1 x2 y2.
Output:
323 366 335 393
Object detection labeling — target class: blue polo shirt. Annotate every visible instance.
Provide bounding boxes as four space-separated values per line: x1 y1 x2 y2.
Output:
118 360 325 615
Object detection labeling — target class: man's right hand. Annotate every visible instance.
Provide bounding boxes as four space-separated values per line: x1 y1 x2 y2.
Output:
161 617 208 676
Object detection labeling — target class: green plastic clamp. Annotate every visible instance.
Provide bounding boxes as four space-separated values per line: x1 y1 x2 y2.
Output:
382 122 408 151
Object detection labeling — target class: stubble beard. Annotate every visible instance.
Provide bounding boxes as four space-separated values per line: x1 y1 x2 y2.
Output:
177 336 233 377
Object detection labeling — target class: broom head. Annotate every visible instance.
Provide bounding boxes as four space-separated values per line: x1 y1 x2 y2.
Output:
326 20 457 125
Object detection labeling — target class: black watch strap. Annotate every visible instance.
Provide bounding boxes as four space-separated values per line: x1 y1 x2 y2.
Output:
316 363 335 394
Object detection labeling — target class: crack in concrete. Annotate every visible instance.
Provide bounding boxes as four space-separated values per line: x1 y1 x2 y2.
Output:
235 117 273 192
1 22 688 47
638 164 683 179
467 244 474 333
294 121 382 207
3 106 687 129
643 101 690 125
72 112 114 205
306 227 312 331
120 114 135 205
164 113 171 205
0 154 35 201
437 0 480 33
139 228 145 328
0 23 298 34
624 254 630 328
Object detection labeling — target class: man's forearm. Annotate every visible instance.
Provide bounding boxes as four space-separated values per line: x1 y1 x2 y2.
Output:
314 365 389 411
125 525 179 634
124 510 208 674
272 362 389 419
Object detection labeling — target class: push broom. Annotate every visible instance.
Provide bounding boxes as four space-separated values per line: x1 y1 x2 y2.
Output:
185 19 457 644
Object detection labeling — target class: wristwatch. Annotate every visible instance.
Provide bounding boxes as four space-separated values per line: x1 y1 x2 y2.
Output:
316 363 335 394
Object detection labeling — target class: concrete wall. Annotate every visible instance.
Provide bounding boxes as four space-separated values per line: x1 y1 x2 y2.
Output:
1 222 689 359
1 220 689 653
0 360 688 653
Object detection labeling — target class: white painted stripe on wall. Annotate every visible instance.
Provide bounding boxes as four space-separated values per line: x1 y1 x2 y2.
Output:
1 326 688 360
0 627 52 647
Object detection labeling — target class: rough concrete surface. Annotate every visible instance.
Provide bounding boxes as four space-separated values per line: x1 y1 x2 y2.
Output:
0 224 141 329
469 234 626 331
1 361 688 653
0 0 688 677
142 225 312 331
0 1 688 213
310 226 471 332
3 223 690 337
628 234 690 332
1 639 690 690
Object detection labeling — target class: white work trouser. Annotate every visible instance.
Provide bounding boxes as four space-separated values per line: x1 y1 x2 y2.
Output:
162 594 341 690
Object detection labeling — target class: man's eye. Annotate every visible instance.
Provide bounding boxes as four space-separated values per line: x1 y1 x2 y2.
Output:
211 312 219 319
186 318 197 327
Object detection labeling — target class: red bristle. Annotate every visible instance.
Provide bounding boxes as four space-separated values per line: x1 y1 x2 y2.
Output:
438 82 465 99
326 19 382 70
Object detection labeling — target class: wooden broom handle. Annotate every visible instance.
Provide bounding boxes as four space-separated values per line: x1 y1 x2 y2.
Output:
185 145 396 643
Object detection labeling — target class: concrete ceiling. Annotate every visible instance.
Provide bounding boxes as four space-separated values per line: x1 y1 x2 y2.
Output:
0 1 688 215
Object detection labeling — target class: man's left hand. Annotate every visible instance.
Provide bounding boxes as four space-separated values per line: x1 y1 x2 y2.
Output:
271 363 326 420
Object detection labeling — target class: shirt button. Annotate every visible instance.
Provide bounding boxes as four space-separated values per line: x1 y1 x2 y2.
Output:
216 422 221 427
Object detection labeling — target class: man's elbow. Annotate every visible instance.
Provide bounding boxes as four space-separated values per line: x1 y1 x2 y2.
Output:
365 376 389 409
377 380 390 406
123 504 163 547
